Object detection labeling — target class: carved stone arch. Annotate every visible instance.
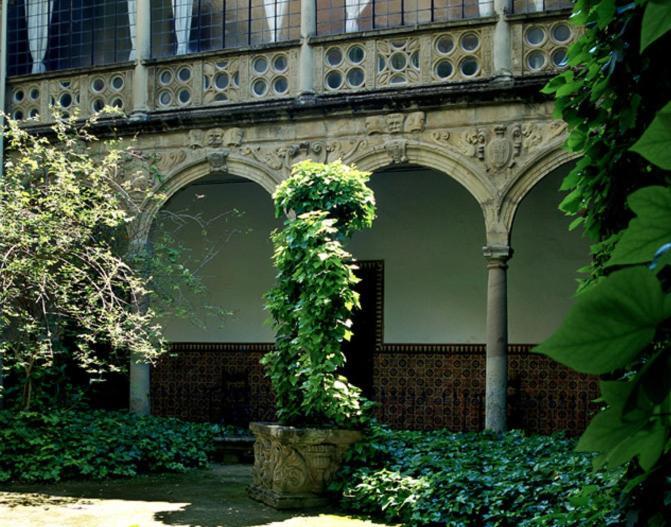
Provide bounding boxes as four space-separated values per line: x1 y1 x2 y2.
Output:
349 141 495 208
132 152 280 247
499 143 580 237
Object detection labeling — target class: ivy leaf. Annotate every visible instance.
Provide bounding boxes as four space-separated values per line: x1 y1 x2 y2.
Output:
641 0 671 52
535 267 671 374
630 102 671 170
607 186 671 267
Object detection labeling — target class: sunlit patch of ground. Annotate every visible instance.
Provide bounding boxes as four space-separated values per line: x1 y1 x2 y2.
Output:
0 465 396 527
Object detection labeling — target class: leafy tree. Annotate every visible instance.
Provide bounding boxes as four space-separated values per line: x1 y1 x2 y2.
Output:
0 114 166 410
538 0 671 523
263 160 376 427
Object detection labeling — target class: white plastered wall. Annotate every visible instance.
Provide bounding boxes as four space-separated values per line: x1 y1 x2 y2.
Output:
151 165 588 345
508 163 590 343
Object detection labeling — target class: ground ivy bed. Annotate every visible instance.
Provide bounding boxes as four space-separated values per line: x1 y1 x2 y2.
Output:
0 410 215 482
332 428 623 527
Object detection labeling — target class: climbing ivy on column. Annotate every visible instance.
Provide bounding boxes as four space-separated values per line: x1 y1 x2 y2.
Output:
263 161 376 428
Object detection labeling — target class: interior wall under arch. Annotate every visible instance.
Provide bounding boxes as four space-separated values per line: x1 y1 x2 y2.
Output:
509 163 591 343
149 175 280 342
348 166 487 343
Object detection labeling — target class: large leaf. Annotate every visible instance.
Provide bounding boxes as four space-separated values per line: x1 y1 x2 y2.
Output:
535 267 671 374
607 186 671 267
641 0 671 52
630 102 671 170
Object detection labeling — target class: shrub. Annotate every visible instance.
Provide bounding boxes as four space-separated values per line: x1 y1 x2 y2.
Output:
0 409 214 482
263 160 376 427
332 428 623 526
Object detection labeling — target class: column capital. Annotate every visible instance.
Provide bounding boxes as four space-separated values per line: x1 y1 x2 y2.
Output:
483 245 513 268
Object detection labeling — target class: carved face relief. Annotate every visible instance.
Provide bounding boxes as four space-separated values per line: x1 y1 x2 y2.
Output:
224 127 244 146
385 113 405 134
405 111 426 133
365 116 387 135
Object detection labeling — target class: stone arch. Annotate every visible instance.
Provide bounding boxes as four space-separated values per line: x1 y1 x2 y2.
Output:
499 143 580 236
132 153 280 247
348 141 494 208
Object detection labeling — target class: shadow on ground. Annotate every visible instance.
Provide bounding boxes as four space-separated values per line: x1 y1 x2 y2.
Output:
0 464 394 527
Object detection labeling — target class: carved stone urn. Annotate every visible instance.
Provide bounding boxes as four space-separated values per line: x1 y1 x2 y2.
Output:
248 422 362 509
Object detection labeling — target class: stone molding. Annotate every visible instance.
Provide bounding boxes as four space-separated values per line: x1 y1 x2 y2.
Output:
124 104 571 249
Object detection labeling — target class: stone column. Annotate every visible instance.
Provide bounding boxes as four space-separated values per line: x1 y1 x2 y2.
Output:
130 351 151 415
131 0 151 119
298 0 317 95
128 234 151 415
493 0 512 80
483 245 512 432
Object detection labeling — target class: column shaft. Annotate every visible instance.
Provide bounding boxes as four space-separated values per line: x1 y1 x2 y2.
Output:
483 245 512 432
131 0 151 118
298 0 316 95
493 0 512 79
129 352 151 415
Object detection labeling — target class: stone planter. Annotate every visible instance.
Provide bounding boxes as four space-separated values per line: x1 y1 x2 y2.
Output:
248 422 362 509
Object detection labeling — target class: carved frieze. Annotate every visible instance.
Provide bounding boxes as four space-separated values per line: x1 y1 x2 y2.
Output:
365 111 426 135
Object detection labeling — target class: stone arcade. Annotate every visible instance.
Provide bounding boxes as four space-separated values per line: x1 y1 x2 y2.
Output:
0 0 593 434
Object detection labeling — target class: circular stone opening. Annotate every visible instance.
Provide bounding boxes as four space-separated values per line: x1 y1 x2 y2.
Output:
525 26 545 46
551 48 568 68
111 75 124 90
390 52 407 71
460 57 479 77
215 72 229 90
178 89 191 104
346 67 365 87
461 32 479 52
347 45 365 64
253 57 268 75
273 76 289 94
325 70 343 90
159 70 173 85
435 59 453 79
326 47 344 67
252 78 268 96
91 78 105 93
435 35 454 54
552 23 571 43
178 67 192 82
158 90 173 106
273 54 288 72
527 50 547 70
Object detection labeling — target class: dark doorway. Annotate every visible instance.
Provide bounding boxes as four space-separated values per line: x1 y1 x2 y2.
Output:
342 260 383 398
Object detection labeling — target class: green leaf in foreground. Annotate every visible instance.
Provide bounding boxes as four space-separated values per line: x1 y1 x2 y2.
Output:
630 102 671 170
535 267 671 374
607 186 671 267
640 0 671 52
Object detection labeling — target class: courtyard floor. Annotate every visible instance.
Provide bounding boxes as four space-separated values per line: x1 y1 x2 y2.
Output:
0 464 395 527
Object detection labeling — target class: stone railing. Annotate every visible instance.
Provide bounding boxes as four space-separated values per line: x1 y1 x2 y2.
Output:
5 11 577 124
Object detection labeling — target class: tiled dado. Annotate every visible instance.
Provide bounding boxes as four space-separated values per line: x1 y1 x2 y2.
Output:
151 342 599 435
7 68 133 124
315 26 494 93
149 47 299 110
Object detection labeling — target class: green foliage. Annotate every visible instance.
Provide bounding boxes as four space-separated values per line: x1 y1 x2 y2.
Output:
263 160 376 427
332 428 623 526
0 114 166 409
0 409 214 482
540 0 671 522
542 0 671 278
